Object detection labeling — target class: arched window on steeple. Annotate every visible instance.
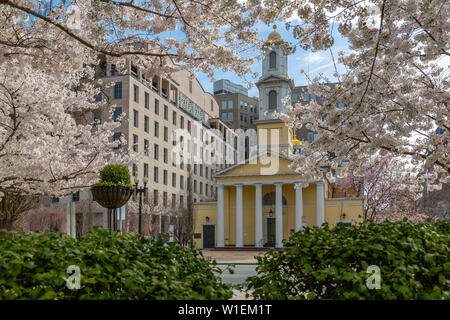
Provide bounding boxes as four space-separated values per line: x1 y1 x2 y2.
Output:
268 90 277 110
269 51 277 69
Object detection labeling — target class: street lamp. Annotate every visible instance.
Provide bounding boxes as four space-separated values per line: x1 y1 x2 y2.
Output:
134 177 148 234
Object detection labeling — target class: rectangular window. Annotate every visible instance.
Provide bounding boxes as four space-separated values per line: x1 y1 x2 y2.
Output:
131 65 138 78
133 85 139 102
172 111 177 125
228 100 233 109
144 116 149 133
180 175 184 189
180 116 184 129
154 167 158 183
187 120 191 133
164 105 168 120
113 132 122 149
163 170 168 185
144 139 149 156
133 109 138 127
163 148 168 163
144 163 149 178
205 167 208 179
172 173 176 187
221 101 227 110
205 184 209 196
199 182 203 194
154 121 159 137
221 113 227 121
132 164 138 177
154 99 159 115
144 92 149 109
194 164 197 175
307 132 314 142
172 194 176 208
114 82 122 99
133 134 138 152
172 151 176 167
111 64 117 76
154 144 160 160
113 107 122 122
199 164 203 177
163 126 168 142
180 195 184 207
154 190 158 206
228 112 233 121
72 192 80 202
163 192 167 207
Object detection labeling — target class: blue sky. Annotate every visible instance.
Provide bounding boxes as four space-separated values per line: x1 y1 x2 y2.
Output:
195 22 351 97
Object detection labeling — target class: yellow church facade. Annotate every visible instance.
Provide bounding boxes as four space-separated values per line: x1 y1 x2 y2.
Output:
192 120 364 249
192 28 363 249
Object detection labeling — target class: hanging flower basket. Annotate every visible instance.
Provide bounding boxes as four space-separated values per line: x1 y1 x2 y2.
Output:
91 186 133 209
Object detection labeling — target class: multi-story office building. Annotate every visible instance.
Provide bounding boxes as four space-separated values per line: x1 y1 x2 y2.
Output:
57 58 237 235
214 80 259 160
213 79 248 96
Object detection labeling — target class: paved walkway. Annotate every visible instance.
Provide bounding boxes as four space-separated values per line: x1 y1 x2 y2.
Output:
201 250 266 264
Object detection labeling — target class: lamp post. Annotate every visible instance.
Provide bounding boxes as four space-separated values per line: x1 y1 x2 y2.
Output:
134 177 148 234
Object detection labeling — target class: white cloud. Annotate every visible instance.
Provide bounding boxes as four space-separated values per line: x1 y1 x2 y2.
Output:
298 52 327 64
309 62 335 74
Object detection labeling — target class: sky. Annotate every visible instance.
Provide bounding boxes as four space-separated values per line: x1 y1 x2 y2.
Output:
195 22 351 98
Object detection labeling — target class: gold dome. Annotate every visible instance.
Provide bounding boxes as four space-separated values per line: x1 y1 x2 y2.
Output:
267 25 283 42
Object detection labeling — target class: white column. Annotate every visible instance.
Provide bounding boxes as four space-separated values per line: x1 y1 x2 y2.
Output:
217 184 225 247
236 184 243 247
316 181 325 226
275 183 283 248
255 184 263 247
295 183 304 231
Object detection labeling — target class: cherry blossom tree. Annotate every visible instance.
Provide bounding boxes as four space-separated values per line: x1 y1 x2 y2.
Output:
0 0 262 229
263 0 449 192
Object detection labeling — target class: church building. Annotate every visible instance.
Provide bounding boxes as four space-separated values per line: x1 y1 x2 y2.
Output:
193 27 363 249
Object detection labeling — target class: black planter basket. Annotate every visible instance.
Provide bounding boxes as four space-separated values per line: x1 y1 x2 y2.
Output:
91 186 133 209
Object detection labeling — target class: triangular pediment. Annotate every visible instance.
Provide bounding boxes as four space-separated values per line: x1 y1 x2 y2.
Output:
214 151 300 178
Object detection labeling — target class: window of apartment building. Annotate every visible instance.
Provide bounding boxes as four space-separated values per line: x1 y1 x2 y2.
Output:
172 151 176 167
133 109 138 127
172 173 176 187
180 116 184 129
172 193 176 208
144 139 149 156
227 100 233 109
194 164 197 175
144 92 149 109
180 156 184 169
154 99 159 115
292 93 298 103
164 105 168 120
114 82 122 99
221 101 227 110
154 166 158 183
163 192 168 207
133 164 138 178
163 148 168 163
133 134 138 152
113 107 122 122
111 64 117 76
131 65 138 78
172 111 177 125
144 163 149 178
164 126 168 142
180 175 184 189
240 113 243 121
180 195 184 207
199 164 203 177
244 114 248 123
228 112 233 121
163 170 167 185
144 116 149 133
154 144 159 160
154 189 158 206
193 180 197 192
94 92 102 102
187 120 191 133
199 182 203 195
113 132 121 149
307 132 314 142
250 116 254 124
221 113 227 121
133 85 139 102
72 192 80 202
205 167 208 179
154 121 159 137
205 184 209 196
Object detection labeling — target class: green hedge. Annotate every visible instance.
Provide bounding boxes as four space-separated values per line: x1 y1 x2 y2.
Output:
0 227 232 299
245 219 449 300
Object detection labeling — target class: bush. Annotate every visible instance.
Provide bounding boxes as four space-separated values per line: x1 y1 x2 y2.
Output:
245 219 450 300
0 227 233 299
91 164 133 188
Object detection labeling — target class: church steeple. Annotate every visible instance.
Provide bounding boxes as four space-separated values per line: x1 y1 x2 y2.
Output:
256 25 294 120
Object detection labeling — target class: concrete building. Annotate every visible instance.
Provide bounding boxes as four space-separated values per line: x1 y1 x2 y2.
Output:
57 58 237 236
193 27 363 249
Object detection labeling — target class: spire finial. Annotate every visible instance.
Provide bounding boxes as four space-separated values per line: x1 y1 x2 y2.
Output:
273 25 277 30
